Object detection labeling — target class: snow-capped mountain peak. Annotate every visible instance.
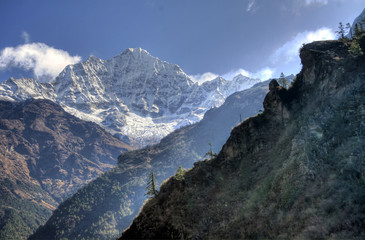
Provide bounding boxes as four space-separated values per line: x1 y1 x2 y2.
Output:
0 48 261 146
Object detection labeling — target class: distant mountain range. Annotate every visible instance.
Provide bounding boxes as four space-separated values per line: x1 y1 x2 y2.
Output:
0 48 260 147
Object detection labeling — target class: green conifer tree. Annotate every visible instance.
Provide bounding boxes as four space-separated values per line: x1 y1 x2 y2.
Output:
174 166 185 180
348 40 364 57
361 17 365 31
278 72 288 89
354 23 362 39
145 171 158 198
336 22 346 40
204 143 217 159
346 23 352 38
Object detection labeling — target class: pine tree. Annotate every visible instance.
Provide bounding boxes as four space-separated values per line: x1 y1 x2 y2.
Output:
359 17 365 32
346 23 352 38
278 72 288 89
174 166 185 180
336 22 346 40
204 143 217 159
354 23 361 38
145 171 158 198
348 40 364 57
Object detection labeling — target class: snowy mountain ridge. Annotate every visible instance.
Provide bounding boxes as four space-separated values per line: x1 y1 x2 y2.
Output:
0 48 261 146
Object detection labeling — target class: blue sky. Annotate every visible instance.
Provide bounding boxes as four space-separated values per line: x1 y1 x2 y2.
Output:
0 0 363 83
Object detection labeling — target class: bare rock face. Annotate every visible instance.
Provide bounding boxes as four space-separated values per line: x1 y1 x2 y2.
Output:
263 79 290 122
120 38 365 240
0 99 133 240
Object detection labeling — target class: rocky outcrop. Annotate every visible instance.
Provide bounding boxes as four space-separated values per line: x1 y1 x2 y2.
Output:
0 99 133 240
120 38 365 239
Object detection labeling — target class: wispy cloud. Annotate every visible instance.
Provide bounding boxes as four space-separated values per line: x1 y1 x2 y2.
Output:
254 67 276 80
270 27 335 64
304 0 329 6
222 67 275 80
199 28 335 82
246 0 255 12
191 66 275 84
21 31 30 43
190 72 219 84
0 42 81 82
222 68 252 80
281 0 340 15
191 28 335 84
301 0 348 7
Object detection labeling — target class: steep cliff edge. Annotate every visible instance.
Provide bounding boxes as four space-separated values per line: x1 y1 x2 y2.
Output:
120 38 365 239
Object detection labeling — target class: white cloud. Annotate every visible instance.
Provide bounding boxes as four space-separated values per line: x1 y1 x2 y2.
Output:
246 0 255 12
191 66 275 84
21 31 30 43
304 0 328 5
253 67 275 80
0 42 81 82
270 27 335 64
222 67 275 81
190 72 219 83
222 68 251 80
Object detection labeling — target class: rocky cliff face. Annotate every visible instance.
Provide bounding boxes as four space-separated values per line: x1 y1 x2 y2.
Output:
0 99 133 240
28 80 268 240
0 48 260 147
120 38 365 239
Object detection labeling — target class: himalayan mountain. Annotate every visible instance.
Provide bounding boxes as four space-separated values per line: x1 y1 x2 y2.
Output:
0 48 260 147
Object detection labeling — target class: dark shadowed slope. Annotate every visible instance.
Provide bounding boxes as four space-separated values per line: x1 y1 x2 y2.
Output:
0 99 133 240
121 38 365 240
29 79 268 240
